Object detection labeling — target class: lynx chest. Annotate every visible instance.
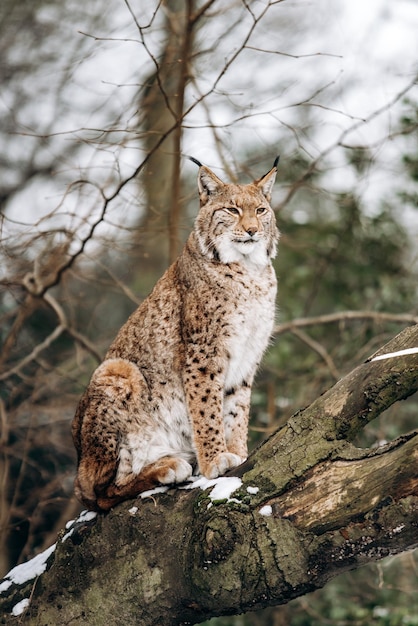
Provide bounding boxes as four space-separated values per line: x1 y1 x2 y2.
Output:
223 266 276 389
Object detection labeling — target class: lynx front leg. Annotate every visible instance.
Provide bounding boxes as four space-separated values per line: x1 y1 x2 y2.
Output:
223 382 251 460
183 363 242 479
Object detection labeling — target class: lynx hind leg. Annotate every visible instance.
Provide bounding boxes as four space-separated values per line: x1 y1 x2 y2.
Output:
146 456 193 485
74 358 194 511
74 456 116 511
95 457 194 511
73 358 147 511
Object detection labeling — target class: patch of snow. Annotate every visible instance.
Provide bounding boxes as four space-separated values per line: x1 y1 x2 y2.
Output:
65 509 97 530
392 524 405 534
61 528 74 542
11 598 30 616
259 505 273 517
208 477 243 502
78 510 98 523
1 509 99 596
128 506 139 515
139 486 169 499
182 475 243 507
62 509 98 542
181 476 214 491
246 486 259 495
371 348 418 362
0 543 56 594
0 580 11 594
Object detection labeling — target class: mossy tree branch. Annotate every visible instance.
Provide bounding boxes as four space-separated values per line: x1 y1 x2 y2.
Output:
1 325 417 625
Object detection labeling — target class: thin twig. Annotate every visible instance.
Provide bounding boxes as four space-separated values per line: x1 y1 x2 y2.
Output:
290 327 340 380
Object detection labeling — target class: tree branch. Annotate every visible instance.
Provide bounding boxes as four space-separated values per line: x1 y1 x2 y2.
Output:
0 278 102 382
1 326 417 624
274 310 418 335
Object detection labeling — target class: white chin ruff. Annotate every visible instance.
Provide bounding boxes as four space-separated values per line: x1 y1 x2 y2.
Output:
216 237 268 266
233 240 258 255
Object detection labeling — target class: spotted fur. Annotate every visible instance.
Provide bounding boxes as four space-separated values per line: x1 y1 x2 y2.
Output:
72 160 280 510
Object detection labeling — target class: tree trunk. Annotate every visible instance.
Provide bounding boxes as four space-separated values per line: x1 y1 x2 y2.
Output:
137 0 196 283
1 325 417 625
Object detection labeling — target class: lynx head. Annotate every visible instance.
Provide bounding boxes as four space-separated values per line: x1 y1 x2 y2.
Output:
192 158 280 267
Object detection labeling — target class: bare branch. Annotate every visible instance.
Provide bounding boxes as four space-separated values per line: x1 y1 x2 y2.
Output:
290 327 340 380
274 311 418 336
277 78 418 209
0 325 65 382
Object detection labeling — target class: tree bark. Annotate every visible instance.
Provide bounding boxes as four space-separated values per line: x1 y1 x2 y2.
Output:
1 325 417 625
137 0 196 280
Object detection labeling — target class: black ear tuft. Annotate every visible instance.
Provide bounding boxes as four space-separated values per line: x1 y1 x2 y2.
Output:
255 158 279 201
257 156 280 184
187 156 203 168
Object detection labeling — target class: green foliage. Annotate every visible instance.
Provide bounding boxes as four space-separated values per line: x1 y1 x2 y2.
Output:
399 99 418 208
278 193 413 318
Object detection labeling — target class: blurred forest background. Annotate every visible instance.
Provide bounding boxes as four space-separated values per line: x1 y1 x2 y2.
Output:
0 0 417 624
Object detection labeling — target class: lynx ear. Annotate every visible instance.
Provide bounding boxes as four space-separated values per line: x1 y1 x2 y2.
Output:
197 166 225 202
187 156 224 201
255 156 280 201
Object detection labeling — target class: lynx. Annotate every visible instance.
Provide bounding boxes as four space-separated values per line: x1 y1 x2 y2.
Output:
72 157 280 511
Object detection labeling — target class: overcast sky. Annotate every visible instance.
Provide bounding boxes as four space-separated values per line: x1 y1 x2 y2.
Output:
2 0 417 239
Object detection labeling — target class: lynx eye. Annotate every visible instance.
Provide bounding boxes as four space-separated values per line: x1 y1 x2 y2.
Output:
225 207 240 215
256 207 267 215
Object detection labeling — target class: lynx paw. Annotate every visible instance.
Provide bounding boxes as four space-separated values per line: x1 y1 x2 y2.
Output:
157 458 193 485
205 452 243 479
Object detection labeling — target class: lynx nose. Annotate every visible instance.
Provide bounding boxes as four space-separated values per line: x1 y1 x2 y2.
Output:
245 225 258 237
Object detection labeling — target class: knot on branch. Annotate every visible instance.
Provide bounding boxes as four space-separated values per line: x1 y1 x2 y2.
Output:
203 517 236 565
22 272 43 296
